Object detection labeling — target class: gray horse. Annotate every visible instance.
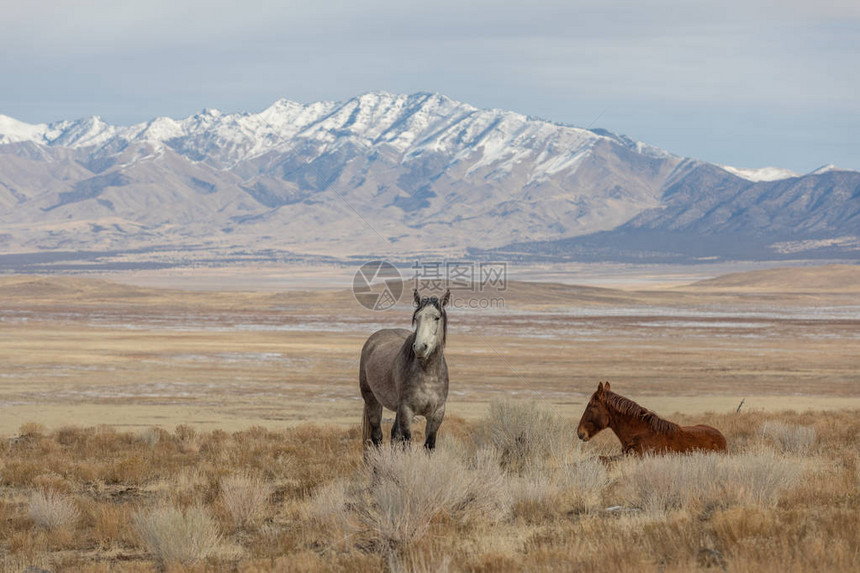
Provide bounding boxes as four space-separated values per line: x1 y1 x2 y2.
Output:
360 289 451 451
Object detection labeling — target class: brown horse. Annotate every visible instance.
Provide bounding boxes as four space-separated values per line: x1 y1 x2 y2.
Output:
577 382 727 455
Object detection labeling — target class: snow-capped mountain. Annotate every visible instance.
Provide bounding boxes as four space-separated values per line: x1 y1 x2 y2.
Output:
0 92 857 268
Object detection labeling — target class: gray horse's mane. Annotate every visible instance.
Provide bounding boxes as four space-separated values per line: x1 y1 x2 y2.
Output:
411 296 448 346
603 391 679 434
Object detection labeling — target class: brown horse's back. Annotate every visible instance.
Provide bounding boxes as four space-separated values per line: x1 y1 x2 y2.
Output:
629 424 727 455
654 424 726 454
681 424 727 452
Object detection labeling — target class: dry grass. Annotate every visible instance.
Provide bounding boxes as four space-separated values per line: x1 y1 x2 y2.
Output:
133 504 221 565
28 490 80 530
758 420 818 454
220 472 272 529
362 445 507 547
0 406 856 571
615 450 804 512
474 399 576 473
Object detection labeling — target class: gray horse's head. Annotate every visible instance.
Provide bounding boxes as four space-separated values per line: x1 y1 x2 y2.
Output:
411 288 450 360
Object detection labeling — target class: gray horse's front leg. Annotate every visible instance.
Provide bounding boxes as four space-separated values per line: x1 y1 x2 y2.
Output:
423 404 446 451
392 404 413 445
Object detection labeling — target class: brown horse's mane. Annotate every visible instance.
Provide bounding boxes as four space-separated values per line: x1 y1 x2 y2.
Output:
602 391 679 434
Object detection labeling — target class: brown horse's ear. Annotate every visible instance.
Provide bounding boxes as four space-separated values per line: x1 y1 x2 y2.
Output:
441 289 451 307
604 381 611 391
413 289 421 306
597 381 604 394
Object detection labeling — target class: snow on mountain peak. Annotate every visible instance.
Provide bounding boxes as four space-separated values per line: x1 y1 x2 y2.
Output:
721 165 800 182
44 115 116 148
0 93 684 185
809 164 843 175
0 114 49 144
5 92 811 180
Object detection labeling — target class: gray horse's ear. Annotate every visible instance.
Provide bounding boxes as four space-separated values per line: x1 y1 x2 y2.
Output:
441 289 451 307
413 289 421 306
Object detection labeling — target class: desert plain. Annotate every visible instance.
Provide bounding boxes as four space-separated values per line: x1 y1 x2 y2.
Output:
0 264 858 434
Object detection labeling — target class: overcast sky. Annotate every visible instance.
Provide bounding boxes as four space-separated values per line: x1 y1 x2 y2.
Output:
1 0 858 172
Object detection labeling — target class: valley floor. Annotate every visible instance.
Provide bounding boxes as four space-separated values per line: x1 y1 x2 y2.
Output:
0 270 858 434
0 268 857 570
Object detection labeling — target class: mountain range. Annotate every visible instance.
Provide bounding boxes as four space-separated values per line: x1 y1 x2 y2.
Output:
1 92 858 270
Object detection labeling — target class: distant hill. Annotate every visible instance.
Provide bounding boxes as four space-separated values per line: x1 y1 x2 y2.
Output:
684 264 860 293
490 163 860 263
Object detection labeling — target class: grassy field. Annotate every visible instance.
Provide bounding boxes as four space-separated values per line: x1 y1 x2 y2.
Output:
0 266 858 570
0 407 857 572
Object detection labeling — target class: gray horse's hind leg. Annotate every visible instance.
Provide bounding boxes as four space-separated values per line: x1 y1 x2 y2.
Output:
360 392 384 449
363 399 383 448
423 404 446 451
359 368 383 448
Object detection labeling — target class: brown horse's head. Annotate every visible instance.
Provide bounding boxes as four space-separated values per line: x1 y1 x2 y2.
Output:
577 381 612 441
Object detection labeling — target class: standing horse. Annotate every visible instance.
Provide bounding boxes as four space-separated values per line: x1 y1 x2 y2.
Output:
577 382 727 454
360 289 450 451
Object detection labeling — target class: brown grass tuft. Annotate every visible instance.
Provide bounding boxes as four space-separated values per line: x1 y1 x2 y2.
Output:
219 471 272 529
758 420 817 454
133 504 221 565
28 489 80 530
360 444 508 547
615 450 804 512
474 399 575 473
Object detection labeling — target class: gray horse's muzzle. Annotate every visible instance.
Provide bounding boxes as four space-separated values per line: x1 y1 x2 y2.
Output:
413 342 429 359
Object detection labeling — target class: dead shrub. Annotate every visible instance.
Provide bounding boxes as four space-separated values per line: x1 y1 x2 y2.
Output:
759 421 817 454
311 444 508 549
55 425 86 446
138 427 164 448
30 472 72 494
475 399 575 473
18 422 46 438
133 504 221 565
220 472 272 529
107 454 150 485
616 450 804 512
167 467 211 507
79 499 136 547
363 445 482 546
28 490 80 530
174 424 201 455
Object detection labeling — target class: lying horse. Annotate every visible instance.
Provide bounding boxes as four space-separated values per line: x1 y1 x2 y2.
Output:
577 381 727 454
360 289 450 451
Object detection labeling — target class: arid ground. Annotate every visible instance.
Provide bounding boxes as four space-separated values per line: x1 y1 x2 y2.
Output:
0 264 858 571
1 265 858 434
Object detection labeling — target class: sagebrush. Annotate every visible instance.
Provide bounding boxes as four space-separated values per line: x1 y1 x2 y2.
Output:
0 407 856 572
